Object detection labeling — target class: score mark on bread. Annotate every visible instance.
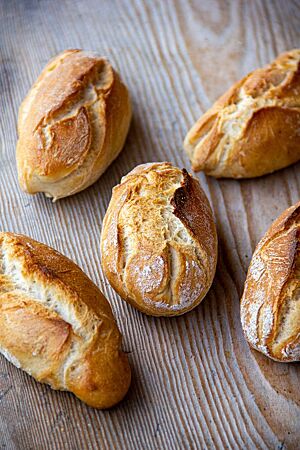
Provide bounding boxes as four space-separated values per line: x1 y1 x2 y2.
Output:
101 162 218 316
241 202 300 362
0 232 131 408
16 49 132 200
184 49 300 178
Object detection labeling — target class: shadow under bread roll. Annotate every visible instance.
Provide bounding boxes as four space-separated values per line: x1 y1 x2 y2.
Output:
0 232 131 408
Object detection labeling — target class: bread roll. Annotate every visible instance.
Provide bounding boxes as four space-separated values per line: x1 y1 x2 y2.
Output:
184 49 300 178
101 162 218 316
0 232 131 408
241 202 300 362
17 49 132 200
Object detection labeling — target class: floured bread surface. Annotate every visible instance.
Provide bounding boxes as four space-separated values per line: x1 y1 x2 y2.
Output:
184 49 300 178
101 162 218 316
0 232 131 408
17 49 132 200
241 202 300 362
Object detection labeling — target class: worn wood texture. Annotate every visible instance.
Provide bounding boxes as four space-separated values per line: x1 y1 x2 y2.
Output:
0 0 299 449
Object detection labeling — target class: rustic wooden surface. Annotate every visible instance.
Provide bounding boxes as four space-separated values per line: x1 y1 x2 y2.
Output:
0 0 299 449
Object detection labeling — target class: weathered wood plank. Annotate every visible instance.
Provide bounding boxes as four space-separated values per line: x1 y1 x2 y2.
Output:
0 0 299 449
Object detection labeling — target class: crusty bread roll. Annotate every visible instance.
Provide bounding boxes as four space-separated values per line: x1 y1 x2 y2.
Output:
101 162 218 316
184 49 300 178
241 202 300 362
0 232 131 408
17 49 132 200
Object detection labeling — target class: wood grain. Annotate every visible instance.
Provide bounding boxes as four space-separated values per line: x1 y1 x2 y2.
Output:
0 0 299 449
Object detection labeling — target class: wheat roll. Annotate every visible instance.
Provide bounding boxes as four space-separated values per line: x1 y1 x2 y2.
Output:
241 202 300 362
0 232 131 408
17 49 132 200
101 162 218 316
184 49 300 178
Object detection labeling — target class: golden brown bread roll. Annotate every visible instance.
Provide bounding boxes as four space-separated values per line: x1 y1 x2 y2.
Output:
241 202 300 362
101 162 218 316
17 49 132 200
184 49 300 178
0 232 131 408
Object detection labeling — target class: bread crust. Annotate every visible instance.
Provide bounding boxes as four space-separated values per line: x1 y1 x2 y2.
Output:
241 202 300 362
0 232 131 408
101 162 218 316
17 49 132 200
184 49 300 178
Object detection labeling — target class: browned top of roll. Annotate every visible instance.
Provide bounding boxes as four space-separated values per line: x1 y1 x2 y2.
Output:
17 49 131 200
0 232 131 408
184 49 300 178
101 162 218 316
241 202 300 362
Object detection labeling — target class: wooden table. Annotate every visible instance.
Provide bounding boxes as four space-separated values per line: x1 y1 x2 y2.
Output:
0 1 299 449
